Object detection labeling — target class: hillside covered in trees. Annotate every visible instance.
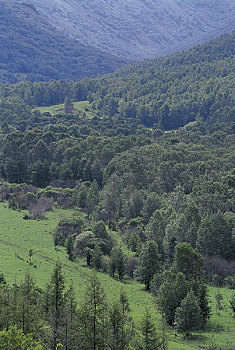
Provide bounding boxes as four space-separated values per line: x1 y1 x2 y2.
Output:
0 32 234 349
0 32 234 130
0 0 127 83
15 0 235 59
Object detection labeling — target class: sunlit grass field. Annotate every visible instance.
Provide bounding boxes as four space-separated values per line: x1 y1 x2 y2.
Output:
0 202 234 349
33 101 96 118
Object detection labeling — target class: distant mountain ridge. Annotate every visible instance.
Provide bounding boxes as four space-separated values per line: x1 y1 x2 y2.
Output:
0 0 127 83
14 0 235 59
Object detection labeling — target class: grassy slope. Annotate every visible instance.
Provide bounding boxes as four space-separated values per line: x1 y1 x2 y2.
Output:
0 202 234 349
34 101 95 118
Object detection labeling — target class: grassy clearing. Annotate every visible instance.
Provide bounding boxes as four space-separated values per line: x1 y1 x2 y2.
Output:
0 202 234 349
33 101 96 118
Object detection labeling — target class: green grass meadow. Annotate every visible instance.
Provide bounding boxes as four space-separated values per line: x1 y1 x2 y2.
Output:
33 101 96 118
0 202 234 349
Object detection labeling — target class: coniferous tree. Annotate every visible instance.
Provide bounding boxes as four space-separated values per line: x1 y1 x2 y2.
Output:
175 290 203 336
109 246 125 280
47 262 65 350
79 274 108 350
64 285 78 350
135 241 161 290
119 290 133 349
137 308 161 350
18 273 41 337
92 243 103 270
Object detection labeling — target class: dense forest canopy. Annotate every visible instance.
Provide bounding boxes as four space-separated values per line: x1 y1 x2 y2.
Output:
0 31 234 350
0 32 234 131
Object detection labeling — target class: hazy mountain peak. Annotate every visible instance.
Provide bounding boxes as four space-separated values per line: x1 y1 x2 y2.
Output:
14 0 235 59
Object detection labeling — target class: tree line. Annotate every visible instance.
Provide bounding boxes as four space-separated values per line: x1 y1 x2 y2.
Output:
0 264 167 350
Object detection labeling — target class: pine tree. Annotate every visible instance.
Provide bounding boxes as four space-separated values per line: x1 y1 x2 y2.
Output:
66 235 74 261
109 301 123 350
175 290 203 337
137 308 160 350
135 241 161 290
47 262 65 350
64 96 74 113
108 289 133 350
92 243 103 270
79 274 108 350
119 290 133 349
64 285 78 350
18 273 41 336
109 246 126 280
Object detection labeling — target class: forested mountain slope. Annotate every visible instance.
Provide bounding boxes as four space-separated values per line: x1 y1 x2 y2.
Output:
0 1 127 83
88 32 235 129
1 33 234 130
0 27 235 350
14 0 235 59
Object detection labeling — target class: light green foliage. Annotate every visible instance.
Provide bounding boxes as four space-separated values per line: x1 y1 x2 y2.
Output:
0 205 234 349
0 326 42 350
215 290 224 315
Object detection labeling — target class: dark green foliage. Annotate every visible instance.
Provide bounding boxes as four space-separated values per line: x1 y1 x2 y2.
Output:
173 243 204 281
93 221 113 255
108 290 133 350
54 217 84 247
92 244 103 270
137 308 161 350
157 271 190 325
86 32 235 130
157 243 210 326
46 262 65 350
175 290 203 336
0 273 6 285
197 212 234 260
229 293 235 316
79 274 108 350
135 241 161 290
109 247 126 280
66 235 75 261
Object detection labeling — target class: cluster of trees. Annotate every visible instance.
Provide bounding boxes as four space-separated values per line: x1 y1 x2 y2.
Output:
0 265 167 350
0 33 234 130
0 121 234 282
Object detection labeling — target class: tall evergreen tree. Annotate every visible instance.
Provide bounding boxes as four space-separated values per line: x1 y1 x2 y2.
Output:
137 308 161 350
47 262 65 350
175 290 203 336
135 241 161 290
79 274 108 350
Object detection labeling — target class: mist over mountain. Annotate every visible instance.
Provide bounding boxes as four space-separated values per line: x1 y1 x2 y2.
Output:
14 0 235 60
0 0 127 83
